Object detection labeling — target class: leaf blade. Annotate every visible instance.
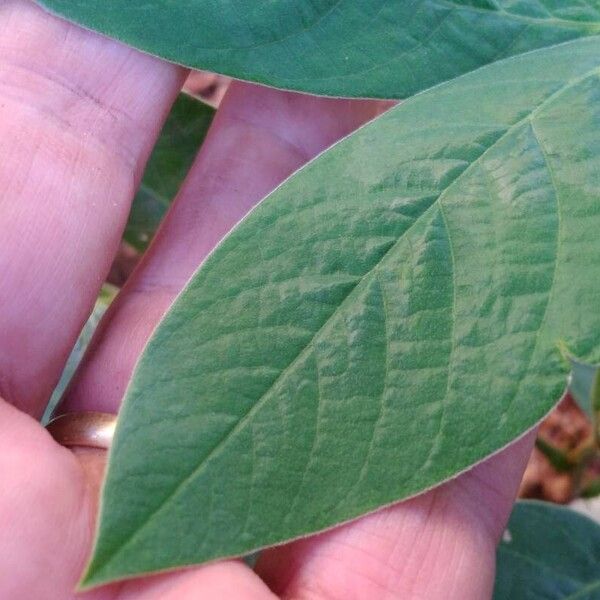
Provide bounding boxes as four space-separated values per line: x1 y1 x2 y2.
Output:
37 0 600 98
85 38 600 586
495 501 600 599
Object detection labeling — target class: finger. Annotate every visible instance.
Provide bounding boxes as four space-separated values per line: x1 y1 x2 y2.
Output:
0 397 95 598
0 0 186 416
0 396 276 599
256 431 536 600
62 82 391 414
112 561 277 600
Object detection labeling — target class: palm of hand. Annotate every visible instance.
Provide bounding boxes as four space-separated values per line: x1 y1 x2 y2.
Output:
0 2 534 598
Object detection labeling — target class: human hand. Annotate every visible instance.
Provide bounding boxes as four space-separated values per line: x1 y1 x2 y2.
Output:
0 2 535 598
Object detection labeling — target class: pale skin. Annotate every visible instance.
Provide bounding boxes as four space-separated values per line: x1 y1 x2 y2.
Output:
0 1 537 598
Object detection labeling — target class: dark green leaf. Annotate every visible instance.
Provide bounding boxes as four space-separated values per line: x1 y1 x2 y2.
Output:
37 0 600 99
125 94 214 251
83 38 600 586
495 501 600 599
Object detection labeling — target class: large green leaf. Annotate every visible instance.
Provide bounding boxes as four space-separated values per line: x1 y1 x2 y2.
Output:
84 38 600 586
37 0 600 99
495 501 600 599
125 94 214 251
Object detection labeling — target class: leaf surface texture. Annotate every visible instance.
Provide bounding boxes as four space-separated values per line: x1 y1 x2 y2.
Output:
37 0 600 98
85 39 600 585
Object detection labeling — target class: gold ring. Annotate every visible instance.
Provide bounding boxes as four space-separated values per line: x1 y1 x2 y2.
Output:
46 412 116 450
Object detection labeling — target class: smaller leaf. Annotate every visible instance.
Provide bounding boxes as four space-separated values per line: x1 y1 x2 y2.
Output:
125 94 214 251
42 284 118 423
495 500 600 599
566 352 600 421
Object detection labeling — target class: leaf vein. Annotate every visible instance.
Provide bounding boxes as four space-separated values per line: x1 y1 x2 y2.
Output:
94 66 600 575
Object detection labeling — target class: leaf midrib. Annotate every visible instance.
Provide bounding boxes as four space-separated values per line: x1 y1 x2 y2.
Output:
96 64 600 578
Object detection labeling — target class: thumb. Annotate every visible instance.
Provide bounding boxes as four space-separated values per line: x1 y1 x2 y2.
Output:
0 399 94 598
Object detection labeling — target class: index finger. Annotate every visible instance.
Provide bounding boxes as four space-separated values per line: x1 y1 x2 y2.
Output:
0 0 186 416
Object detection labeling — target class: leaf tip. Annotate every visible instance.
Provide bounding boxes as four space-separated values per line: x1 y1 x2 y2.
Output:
76 542 122 591
76 566 105 592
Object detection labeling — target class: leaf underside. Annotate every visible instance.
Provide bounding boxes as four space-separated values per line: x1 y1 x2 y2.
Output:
84 38 600 586
37 0 600 99
495 501 600 599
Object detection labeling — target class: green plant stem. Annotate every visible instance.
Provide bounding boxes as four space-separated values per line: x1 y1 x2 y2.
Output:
572 447 598 499
535 437 574 473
